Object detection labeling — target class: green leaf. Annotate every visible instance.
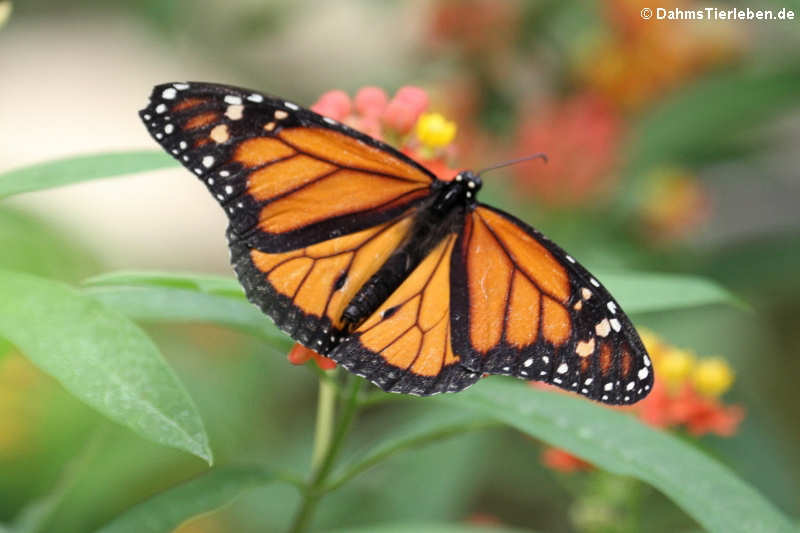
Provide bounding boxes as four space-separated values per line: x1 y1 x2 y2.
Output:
625 65 800 176
0 269 212 464
94 467 280 533
440 380 794 533
86 271 246 299
83 271 287 344
593 270 743 314
0 151 175 198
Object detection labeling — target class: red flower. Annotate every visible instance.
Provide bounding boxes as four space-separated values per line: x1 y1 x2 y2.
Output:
667 383 745 437
310 90 351 121
541 447 594 473
287 343 336 371
382 86 429 134
514 93 622 206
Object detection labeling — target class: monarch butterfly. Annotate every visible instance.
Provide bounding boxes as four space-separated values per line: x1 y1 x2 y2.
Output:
139 82 653 404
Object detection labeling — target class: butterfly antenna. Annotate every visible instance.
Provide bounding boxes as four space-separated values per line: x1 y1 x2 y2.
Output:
477 152 548 176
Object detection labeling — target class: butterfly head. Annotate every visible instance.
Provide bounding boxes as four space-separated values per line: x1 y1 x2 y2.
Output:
454 171 482 198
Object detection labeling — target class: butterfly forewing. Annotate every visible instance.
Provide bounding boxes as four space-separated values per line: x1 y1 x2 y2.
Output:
139 82 436 253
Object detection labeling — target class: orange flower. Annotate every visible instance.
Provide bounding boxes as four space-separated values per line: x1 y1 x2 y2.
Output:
639 168 711 242
287 343 336 371
627 331 745 437
541 447 594 473
514 93 622 206
538 330 745 473
667 383 745 437
428 0 521 55
575 0 742 110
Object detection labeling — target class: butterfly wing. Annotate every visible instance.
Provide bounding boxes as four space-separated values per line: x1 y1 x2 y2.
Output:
329 229 482 395
139 82 436 253
230 214 418 353
450 205 653 404
140 82 440 352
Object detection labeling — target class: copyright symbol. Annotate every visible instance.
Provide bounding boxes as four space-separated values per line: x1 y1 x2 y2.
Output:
641 7 652 19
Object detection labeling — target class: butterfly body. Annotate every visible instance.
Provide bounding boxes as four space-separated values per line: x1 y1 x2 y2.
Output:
140 82 653 403
342 173 479 328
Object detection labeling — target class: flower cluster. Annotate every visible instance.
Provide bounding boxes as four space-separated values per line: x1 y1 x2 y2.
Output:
540 329 744 472
287 86 461 372
638 168 711 242
575 0 742 111
310 85 459 181
633 330 744 436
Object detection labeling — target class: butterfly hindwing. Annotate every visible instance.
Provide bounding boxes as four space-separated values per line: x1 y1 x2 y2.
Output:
450 205 653 404
230 213 418 354
329 232 481 395
139 82 436 254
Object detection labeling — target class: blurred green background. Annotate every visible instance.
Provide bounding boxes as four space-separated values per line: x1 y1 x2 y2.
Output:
1 1 799 532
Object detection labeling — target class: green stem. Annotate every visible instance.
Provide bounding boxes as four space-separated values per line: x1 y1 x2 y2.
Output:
310 370 337 472
289 375 362 533
322 419 499 493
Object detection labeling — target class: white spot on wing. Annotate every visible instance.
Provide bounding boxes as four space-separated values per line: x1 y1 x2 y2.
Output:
162 87 177 100
556 363 568 374
224 95 242 105
638 367 649 380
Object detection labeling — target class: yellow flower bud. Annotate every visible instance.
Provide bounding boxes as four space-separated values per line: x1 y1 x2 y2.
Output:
415 112 457 149
691 357 735 397
660 348 695 387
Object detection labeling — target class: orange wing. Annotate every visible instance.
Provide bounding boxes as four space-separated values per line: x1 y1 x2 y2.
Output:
230 213 417 354
140 82 435 254
449 205 653 405
330 233 480 395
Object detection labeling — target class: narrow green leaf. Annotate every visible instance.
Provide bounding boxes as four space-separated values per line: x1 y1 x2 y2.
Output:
594 270 743 314
0 151 175 198
440 380 793 533
0 269 212 464
626 65 800 175
83 272 287 345
95 467 279 533
86 271 246 299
